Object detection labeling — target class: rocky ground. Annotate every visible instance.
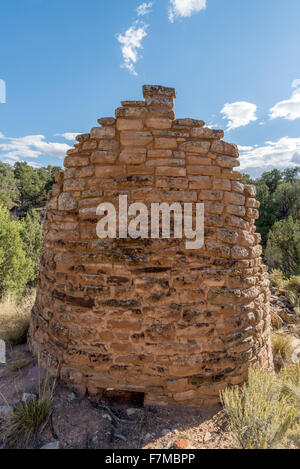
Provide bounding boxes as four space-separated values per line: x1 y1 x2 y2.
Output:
1 292 299 450
0 344 235 450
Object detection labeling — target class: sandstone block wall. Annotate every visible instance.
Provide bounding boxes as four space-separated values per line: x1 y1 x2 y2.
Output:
29 85 273 407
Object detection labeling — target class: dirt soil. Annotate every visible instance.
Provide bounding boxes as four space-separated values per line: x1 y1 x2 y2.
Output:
0 344 236 449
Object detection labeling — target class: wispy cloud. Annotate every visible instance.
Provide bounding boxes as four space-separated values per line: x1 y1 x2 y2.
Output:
0 134 71 165
137 2 153 16
269 79 300 121
221 101 257 130
168 0 206 23
117 21 148 75
292 79 300 89
0 79 6 104
239 136 300 174
55 132 79 141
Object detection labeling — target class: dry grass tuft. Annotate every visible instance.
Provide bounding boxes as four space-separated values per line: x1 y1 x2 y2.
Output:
0 357 56 449
271 332 292 371
0 291 35 345
220 366 298 449
269 269 287 291
279 365 300 448
280 364 300 407
269 270 300 322
285 276 300 313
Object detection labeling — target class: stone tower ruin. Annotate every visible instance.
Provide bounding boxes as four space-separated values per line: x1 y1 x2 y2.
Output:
29 85 273 407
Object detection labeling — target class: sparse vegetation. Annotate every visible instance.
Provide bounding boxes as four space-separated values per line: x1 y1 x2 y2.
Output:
220 366 299 449
272 332 292 371
280 365 300 448
280 364 300 407
0 358 56 449
269 268 287 291
0 292 35 345
269 269 300 320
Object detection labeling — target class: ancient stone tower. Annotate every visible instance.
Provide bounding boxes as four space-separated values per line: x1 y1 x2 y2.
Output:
29 85 273 407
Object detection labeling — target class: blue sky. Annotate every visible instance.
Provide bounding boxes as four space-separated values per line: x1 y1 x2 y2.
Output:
0 0 300 177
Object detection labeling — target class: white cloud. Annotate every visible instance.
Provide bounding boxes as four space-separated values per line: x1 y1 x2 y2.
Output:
137 2 153 16
238 145 254 152
55 132 79 141
221 101 257 130
169 0 206 22
239 136 300 173
0 134 71 164
0 79 6 104
206 121 219 129
27 161 42 169
270 80 300 121
117 21 148 75
292 79 300 89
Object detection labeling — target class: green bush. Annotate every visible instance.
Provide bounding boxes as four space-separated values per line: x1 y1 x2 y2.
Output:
20 210 43 281
14 162 60 210
0 162 19 209
265 217 300 277
0 205 35 299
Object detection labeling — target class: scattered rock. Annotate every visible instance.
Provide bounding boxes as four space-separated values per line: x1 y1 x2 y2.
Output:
22 393 36 403
144 433 155 441
126 408 141 417
40 441 60 450
203 431 212 443
114 433 127 442
102 413 112 422
270 294 298 326
173 438 191 449
161 428 171 436
0 406 12 418
67 392 77 401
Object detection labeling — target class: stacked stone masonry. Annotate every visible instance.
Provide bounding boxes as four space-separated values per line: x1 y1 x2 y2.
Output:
29 85 273 407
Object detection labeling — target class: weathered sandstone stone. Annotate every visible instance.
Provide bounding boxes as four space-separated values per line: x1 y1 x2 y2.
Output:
117 119 144 131
180 141 210 154
190 128 224 140
120 131 153 147
143 85 176 98
119 148 147 164
58 193 78 211
90 127 115 139
91 151 118 164
173 118 205 128
97 117 116 126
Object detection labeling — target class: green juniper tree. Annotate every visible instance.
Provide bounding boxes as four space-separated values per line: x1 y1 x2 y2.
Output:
0 205 35 298
265 217 300 277
0 162 19 209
